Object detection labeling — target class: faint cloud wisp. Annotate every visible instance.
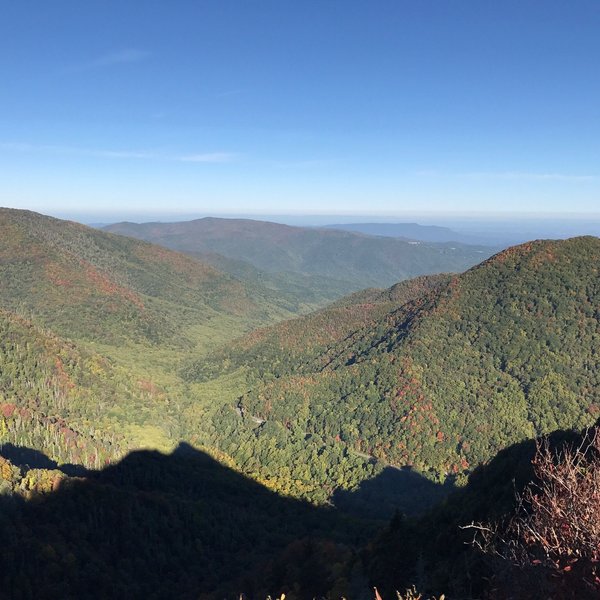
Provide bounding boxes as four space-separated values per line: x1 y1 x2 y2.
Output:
65 49 151 73
177 153 236 163
416 169 597 182
0 142 236 164
461 171 597 182
215 89 244 99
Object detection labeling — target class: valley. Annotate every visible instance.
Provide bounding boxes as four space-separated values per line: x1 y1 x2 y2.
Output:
103 217 495 310
1 208 599 598
4 4 599 597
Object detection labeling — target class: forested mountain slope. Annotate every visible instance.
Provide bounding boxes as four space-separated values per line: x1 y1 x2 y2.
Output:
189 237 600 504
104 217 494 306
367 423 597 599
0 308 131 467
0 444 368 599
183 274 451 383
0 208 305 467
0 208 298 347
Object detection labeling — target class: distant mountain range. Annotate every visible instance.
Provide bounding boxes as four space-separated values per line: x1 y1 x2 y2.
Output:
323 221 492 245
323 218 600 247
0 208 299 347
103 217 495 306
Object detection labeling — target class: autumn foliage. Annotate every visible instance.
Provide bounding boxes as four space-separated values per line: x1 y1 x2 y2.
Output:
473 426 600 598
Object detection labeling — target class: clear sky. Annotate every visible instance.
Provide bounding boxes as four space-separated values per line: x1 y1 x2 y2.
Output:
1 1 599 219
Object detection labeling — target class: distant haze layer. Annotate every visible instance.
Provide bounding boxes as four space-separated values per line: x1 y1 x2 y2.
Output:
56 210 600 247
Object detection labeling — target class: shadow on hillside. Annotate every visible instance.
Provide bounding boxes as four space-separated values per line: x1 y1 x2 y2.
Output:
4 429 588 600
367 426 589 600
0 441 449 600
333 465 455 520
0 443 58 470
0 442 89 477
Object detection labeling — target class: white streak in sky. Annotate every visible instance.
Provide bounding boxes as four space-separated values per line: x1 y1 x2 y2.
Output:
461 171 597 182
0 142 236 164
416 169 597 182
177 153 236 163
64 49 151 73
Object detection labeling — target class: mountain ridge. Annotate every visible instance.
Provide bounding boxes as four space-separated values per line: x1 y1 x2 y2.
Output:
0 207 299 347
323 221 490 245
103 216 496 307
190 236 600 504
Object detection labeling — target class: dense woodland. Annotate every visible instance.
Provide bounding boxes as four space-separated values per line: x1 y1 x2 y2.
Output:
104 217 494 309
0 445 369 599
1 208 599 598
185 237 600 507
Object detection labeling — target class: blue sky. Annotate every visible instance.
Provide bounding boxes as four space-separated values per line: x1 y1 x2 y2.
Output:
1 1 599 219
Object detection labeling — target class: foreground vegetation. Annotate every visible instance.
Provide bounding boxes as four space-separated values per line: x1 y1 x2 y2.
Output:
368 423 600 599
2 422 598 598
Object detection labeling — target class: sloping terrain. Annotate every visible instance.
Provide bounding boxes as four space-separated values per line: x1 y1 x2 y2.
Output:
0 208 298 347
182 273 451 383
0 308 130 467
189 237 600 505
104 217 494 306
0 208 306 464
0 444 367 600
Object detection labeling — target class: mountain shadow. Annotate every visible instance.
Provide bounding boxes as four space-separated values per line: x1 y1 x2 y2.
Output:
0 443 59 471
333 465 455 520
0 443 90 477
366 426 588 599
0 442 448 600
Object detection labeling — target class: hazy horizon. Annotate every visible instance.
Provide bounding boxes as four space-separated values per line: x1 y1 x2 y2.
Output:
40 207 600 223
2 2 599 216
20 206 596 248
